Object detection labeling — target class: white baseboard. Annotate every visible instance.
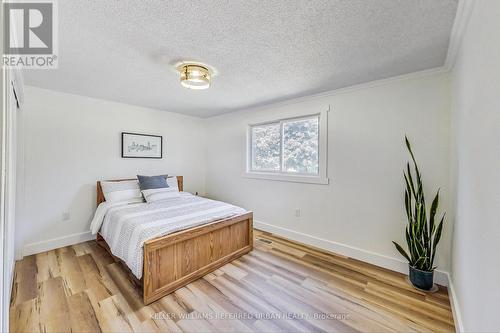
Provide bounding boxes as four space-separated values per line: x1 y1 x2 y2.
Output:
14 248 23 261
253 220 448 286
22 231 94 257
446 272 464 332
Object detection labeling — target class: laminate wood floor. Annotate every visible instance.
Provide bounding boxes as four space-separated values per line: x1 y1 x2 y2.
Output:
10 230 455 333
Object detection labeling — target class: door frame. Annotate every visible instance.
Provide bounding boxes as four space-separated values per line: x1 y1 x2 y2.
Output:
1 65 20 333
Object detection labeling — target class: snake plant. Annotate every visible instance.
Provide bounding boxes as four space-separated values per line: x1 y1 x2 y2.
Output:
392 137 445 272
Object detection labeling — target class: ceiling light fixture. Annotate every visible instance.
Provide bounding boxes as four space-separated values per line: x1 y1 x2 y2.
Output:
178 63 211 90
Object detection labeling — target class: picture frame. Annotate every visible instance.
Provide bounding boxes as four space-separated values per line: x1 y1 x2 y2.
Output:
121 132 163 159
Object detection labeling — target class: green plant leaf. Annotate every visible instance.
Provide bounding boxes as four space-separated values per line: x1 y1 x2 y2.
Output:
405 190 411 220
431 214 445 266
414 237 425 257
393 241 411 263
416 203 424 236
413 256 428 270
405 136 415 164
405 163 416 198
405 136 422 194
405 227 411 249
405 227 416 262
411 221 417 250
428 189 440 249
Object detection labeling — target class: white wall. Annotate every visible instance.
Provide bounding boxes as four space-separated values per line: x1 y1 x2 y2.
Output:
17 86 206 255
205 73 452 276
18 74 454 281
450 1 500 331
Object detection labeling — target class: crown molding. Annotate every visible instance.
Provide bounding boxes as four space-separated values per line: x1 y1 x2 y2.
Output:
210 66 448 119
444 0 477 71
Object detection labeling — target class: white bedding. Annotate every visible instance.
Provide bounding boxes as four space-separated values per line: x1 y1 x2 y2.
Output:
90 192 247 279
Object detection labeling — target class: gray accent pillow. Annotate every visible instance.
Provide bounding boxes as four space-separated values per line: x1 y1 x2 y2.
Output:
137 174 169 191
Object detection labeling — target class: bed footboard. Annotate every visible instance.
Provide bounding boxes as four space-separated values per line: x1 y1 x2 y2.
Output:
142 212 253 304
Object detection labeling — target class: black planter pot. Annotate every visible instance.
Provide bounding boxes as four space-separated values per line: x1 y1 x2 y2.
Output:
408 265 434 290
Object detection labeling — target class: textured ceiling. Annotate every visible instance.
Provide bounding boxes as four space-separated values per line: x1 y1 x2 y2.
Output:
24 0 458 117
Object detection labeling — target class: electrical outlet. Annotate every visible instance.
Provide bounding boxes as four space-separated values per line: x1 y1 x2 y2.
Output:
294 209 301 217
62 212 70 221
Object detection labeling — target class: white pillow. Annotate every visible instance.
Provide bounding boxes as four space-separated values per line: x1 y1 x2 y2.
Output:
101 180 143 203
166 176 179 191
142 187 181 203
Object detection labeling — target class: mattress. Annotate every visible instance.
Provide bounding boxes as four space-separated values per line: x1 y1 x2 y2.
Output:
90 192 247 279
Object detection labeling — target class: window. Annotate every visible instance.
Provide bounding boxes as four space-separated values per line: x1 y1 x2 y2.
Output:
283 117 319 174
247 112 328 184
251 122 281 172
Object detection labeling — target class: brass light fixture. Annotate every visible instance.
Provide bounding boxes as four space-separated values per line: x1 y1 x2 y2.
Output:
178 63 211 90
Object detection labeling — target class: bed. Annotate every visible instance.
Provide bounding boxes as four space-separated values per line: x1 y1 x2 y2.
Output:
93 176 253 304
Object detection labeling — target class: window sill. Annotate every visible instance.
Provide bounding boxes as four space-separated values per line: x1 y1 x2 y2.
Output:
243 172 329 185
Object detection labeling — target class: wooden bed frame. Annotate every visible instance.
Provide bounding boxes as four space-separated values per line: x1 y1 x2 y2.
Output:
96 176 253 304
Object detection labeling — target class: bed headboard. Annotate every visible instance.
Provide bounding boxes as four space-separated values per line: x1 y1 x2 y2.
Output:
96 175 183 205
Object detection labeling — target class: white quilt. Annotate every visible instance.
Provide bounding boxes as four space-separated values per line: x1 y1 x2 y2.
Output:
90 192 247 279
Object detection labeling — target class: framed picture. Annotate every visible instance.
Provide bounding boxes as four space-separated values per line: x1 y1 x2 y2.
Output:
121 132 162 158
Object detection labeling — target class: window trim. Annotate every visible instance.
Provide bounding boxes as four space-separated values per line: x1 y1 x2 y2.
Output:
244 108 329 185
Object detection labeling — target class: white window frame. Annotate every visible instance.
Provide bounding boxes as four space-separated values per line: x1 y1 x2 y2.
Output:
245 108 329 185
